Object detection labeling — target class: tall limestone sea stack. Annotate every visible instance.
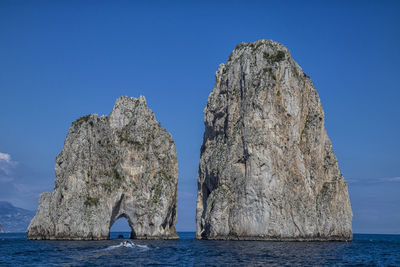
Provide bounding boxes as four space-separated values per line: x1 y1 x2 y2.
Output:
27 96 178 240
196 40 353 241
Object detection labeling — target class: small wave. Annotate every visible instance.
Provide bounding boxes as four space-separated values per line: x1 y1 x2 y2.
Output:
135 244 150 251
102 243 123 251
96 243 150 252
124 243 150 251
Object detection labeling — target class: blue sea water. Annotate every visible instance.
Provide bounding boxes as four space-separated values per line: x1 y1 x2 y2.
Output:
0 232 399 266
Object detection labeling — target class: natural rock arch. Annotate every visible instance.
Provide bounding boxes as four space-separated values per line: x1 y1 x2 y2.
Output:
109 207 137 239
107 194 137 239
109 215 136 239
27 96 178 240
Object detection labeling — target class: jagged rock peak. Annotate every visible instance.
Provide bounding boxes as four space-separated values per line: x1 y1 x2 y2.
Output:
196 40 353 241
27 96 178 240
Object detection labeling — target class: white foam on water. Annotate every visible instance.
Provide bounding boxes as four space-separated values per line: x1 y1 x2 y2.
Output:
135 244 150 251
102 243 123 251
97 242 150 253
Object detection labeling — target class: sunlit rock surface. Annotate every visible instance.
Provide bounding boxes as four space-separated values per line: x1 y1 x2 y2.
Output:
27 96 178 240
196 40 353 241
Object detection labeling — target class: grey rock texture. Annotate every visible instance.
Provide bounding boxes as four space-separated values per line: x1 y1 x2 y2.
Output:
27 96 178 240
196 40 352 241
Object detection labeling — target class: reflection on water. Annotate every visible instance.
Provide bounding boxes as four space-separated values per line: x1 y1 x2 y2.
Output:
0 233 399 266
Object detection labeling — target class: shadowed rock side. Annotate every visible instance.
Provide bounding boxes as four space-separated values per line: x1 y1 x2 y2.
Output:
196 40 352 241
27 96 178 240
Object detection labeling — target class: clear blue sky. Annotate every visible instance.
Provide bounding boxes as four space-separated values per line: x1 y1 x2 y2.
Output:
0 0 399 234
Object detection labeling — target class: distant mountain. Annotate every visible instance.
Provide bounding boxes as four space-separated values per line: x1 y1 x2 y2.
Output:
0 223 3 233
0 201 35 233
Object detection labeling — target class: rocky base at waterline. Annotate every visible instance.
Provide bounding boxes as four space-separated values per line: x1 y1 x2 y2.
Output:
27 96 178 240
199 235 352 241
196 40 353 241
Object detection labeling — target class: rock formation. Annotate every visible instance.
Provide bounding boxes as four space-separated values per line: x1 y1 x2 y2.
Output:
196 40 352 241
27 96 178 240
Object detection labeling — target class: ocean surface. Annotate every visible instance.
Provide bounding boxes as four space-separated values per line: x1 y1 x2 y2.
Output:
0 232 399 266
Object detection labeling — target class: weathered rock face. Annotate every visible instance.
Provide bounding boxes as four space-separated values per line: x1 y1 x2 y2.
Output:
196 40 352 241
28 96 178 240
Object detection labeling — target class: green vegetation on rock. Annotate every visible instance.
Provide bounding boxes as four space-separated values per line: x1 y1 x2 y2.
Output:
263 50 285 63
263 67 276 80
84 196 99 206
73 115 91 126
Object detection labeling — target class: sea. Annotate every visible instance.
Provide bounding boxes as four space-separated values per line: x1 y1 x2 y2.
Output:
0 232 399 266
